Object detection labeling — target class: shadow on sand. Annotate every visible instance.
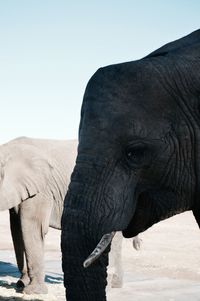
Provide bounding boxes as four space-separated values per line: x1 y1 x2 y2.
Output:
0 261 20 278
0 261 63 299
0 261 63 284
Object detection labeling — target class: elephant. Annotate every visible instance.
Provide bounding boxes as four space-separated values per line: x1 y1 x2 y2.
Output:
61 29 200 301
0 137 133 294
0 136 77 294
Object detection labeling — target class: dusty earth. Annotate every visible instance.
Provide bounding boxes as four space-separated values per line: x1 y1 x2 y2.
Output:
1 210 200 300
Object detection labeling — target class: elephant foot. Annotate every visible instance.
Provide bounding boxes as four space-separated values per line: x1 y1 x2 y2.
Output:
23 282 48 294
16 274 30 289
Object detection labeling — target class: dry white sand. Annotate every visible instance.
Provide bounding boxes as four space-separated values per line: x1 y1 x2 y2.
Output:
1 210 200 300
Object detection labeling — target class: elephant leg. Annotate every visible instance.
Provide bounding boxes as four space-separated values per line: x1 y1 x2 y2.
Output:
20 193 52 294
9 208 30 288
108 232 123 288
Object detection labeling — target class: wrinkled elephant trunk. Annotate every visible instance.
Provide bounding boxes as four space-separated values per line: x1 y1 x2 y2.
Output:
61 156 111 301
61 154 132 300
61 205 109 301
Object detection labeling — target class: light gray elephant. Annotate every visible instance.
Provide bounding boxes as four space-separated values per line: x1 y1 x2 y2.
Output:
1 137 137 294
0 137 77 294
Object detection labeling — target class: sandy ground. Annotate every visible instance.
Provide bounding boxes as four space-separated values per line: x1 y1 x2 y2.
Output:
1 211 200 300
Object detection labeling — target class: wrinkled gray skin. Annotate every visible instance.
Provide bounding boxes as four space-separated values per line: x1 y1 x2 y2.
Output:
0 137 77 294
61 30 200 300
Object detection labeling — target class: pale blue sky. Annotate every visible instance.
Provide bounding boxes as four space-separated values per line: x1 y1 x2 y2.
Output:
0 1 199 143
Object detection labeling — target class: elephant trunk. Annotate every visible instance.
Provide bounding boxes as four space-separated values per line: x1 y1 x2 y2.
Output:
61 155 111 301
61 154 133 300
61 205 109 301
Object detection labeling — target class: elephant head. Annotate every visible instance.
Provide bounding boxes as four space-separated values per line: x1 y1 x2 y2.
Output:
0 140 53 211
61 30 200 300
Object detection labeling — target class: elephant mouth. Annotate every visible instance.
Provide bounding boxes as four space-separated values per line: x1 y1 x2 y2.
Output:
122 191 149 238
83 205 139 268
84 192 143 268
83 217 134 268
83 221 135 268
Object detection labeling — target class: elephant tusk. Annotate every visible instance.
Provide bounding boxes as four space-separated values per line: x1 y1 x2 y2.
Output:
83 232 116 268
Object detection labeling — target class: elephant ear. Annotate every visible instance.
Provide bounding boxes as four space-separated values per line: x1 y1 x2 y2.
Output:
146 29 200 58
0 144 53 210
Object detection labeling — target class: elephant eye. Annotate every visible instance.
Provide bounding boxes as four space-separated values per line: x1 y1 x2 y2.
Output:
125 145 148 167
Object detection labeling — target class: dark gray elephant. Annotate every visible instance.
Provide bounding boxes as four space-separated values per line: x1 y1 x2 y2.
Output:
61 29 200 300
